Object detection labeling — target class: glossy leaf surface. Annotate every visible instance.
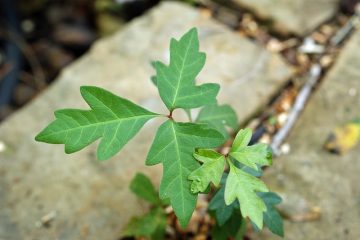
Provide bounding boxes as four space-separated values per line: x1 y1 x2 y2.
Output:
146 120 224 226
154 28 219 110
35 86 158 160
188 149 225 193
196 103 238 137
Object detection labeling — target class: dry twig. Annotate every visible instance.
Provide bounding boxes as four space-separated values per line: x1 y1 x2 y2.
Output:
271 64 321 155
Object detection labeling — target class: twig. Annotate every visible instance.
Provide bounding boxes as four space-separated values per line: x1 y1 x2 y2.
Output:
35 211 57 228
330 5 360 46
269 6 360 155
271 64 321 155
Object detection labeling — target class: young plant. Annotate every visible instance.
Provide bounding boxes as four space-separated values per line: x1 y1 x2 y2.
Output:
35 28 283 237
122 173 168 239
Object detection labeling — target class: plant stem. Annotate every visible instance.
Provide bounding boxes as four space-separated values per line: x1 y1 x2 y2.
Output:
167 109 174 120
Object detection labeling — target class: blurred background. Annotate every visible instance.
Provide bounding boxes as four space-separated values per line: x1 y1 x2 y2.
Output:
0 0 359 239
0 0 358 122
0 0 163 121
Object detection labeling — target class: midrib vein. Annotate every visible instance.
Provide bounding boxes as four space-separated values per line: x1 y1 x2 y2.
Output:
171 33 194 108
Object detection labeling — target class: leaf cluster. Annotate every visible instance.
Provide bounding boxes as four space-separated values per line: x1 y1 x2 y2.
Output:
189 129 273 229
209 175 283 238
35 27 283 237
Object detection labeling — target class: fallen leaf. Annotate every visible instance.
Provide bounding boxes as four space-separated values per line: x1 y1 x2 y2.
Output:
324 121 360 154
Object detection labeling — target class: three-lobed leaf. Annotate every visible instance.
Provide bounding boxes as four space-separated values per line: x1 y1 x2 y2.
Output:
196 103 238 137
35 28 226 229
188 149 226 193
154 28 219 110
230 143 272 171
35 86 159 160
146 120 224 227
35 27 282 235
223 128 273 229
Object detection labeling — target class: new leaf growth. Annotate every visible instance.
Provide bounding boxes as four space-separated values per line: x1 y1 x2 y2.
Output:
35 28 282 235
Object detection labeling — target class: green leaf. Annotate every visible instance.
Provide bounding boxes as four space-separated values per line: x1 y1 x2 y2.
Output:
122 207 167 239
230 143 272 171
35 86 159 160
188 149 225 193
231 128 252 152
211 212 243 240
258 192 284 237
130 173 161 206
229 128 272 171
223 128 273 229
224 161 269 229
154 27 219 110
237 163 263 177
151 223 167 240
146 120 224 227
209 175 239 226
196 103 238 137
151 75 157 86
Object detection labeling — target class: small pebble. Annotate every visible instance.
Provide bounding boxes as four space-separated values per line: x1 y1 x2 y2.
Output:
320 55 333 68
35 211 57 228
259 134 271 144
277 112 288 125
22 19 35 33
280 143 291 155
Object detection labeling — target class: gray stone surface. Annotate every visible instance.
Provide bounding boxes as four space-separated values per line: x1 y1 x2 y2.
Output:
258 30 360 239
232 0 339 35
0 2 292 239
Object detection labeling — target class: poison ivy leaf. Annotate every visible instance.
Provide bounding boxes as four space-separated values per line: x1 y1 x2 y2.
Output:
122 207 167 240
146 120 224 227
130 173 161 206
224 161 269 229
229 128 272 170
35 86 159 160
209 174 239 226
230 143 272 171
211 212 244 240
188 149 225 193
231 128 252 152
209 167 265 227
196 103 238 137
154 28 219 110
150 65 194 122
258 192 284 237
